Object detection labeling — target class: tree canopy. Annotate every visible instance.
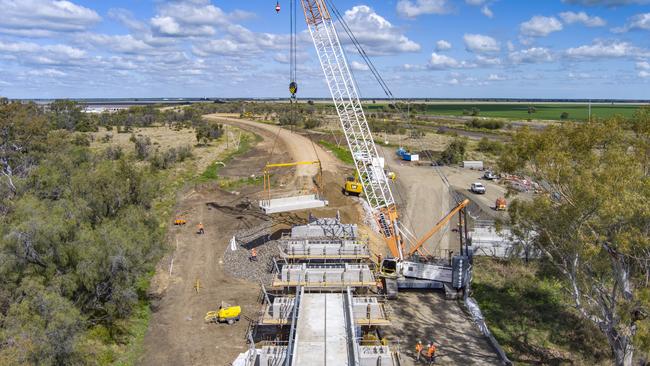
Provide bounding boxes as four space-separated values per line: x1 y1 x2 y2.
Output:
0 100 166 364
500 110 650 365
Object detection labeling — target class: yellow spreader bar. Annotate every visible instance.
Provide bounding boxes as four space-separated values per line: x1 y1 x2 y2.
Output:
265 161 320 169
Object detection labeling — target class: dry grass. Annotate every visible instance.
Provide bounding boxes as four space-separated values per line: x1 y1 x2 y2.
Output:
91 125 252 173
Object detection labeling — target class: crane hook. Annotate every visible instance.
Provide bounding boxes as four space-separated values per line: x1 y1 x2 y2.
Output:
289 81 298 97
275 2 281 13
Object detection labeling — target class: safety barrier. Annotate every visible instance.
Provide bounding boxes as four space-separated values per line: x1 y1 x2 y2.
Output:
463 296 512 366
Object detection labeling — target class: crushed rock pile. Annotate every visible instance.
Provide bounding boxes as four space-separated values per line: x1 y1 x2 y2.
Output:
222 240 280 286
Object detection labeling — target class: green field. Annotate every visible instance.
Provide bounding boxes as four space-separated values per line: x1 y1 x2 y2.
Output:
364 103 647 121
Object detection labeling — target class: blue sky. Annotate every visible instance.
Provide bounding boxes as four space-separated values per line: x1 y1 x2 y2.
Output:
0 0 649 99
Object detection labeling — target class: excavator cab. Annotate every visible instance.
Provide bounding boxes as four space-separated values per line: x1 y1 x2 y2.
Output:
343 173 363 196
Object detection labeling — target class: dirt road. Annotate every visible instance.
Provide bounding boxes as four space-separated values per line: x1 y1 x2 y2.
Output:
380 146 455 255
441 166 509 218
379 146 503 365
204 114 339 174
141 117 500 365
140 117 356 366
386 292 502 366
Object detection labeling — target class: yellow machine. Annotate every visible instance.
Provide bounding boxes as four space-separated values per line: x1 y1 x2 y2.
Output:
205 302 241 325
344 173 363 196
344 171 395 196
495 197 507 211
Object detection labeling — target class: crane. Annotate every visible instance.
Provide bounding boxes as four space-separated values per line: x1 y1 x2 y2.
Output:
298 0 402 258
295 0 471 294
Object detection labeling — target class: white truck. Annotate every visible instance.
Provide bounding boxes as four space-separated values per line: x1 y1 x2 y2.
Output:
471 182 486 194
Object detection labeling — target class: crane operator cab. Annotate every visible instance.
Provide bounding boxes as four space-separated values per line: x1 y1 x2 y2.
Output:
379 257 398 275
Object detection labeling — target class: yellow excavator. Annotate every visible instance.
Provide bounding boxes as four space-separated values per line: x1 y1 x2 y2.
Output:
343 173 363 196
344 171 395 196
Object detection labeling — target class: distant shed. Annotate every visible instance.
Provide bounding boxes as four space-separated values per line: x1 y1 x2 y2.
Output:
463 161 484 170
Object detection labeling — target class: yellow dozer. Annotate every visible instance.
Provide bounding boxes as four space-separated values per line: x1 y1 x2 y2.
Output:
205 302 241 325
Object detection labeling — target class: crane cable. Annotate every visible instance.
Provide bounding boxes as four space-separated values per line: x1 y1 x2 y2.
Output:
325 0 468 253
290 0 297 93
289 0 323 193
269 0 299 163
325 0 461 208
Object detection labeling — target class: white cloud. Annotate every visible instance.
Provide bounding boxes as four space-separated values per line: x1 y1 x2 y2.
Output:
272 52 309 64
640 71 650 78
481 5 494 18
396 0 451 18
568 72 594 79
428 53 475 69
613 13 650 32
151 15 215 37
0 0 101 36
77 33 153 54
465 0 493 17
487 74 506 81
520 16 563 37
402 63 427 71
149 1 258 38
464 33 500 53
476 55 502 65
436 40 452 51
0 40 86 66
157 0 229 28
343 6 421 55
559 11 606 27
637 61 650 70
565 41 644 59
26 68 66 77
192 39 261 56
509 47 554 63
108 8 147 32
0 41 40 53
350 61 370 71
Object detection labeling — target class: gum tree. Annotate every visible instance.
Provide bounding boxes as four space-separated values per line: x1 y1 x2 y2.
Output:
500 112 650 365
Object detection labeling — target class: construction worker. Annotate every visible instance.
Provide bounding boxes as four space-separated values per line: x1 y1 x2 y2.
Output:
427 343 437 365
250 248 258 262
197 222 204 235
415 340 423 362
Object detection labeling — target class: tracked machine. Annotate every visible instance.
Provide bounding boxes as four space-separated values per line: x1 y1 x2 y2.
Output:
297 0 473 298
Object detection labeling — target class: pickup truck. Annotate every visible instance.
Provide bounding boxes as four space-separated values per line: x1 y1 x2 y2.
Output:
483 171 498 180
470 182 486 194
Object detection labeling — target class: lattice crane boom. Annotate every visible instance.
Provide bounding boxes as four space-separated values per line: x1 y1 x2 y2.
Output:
298 0 403 258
